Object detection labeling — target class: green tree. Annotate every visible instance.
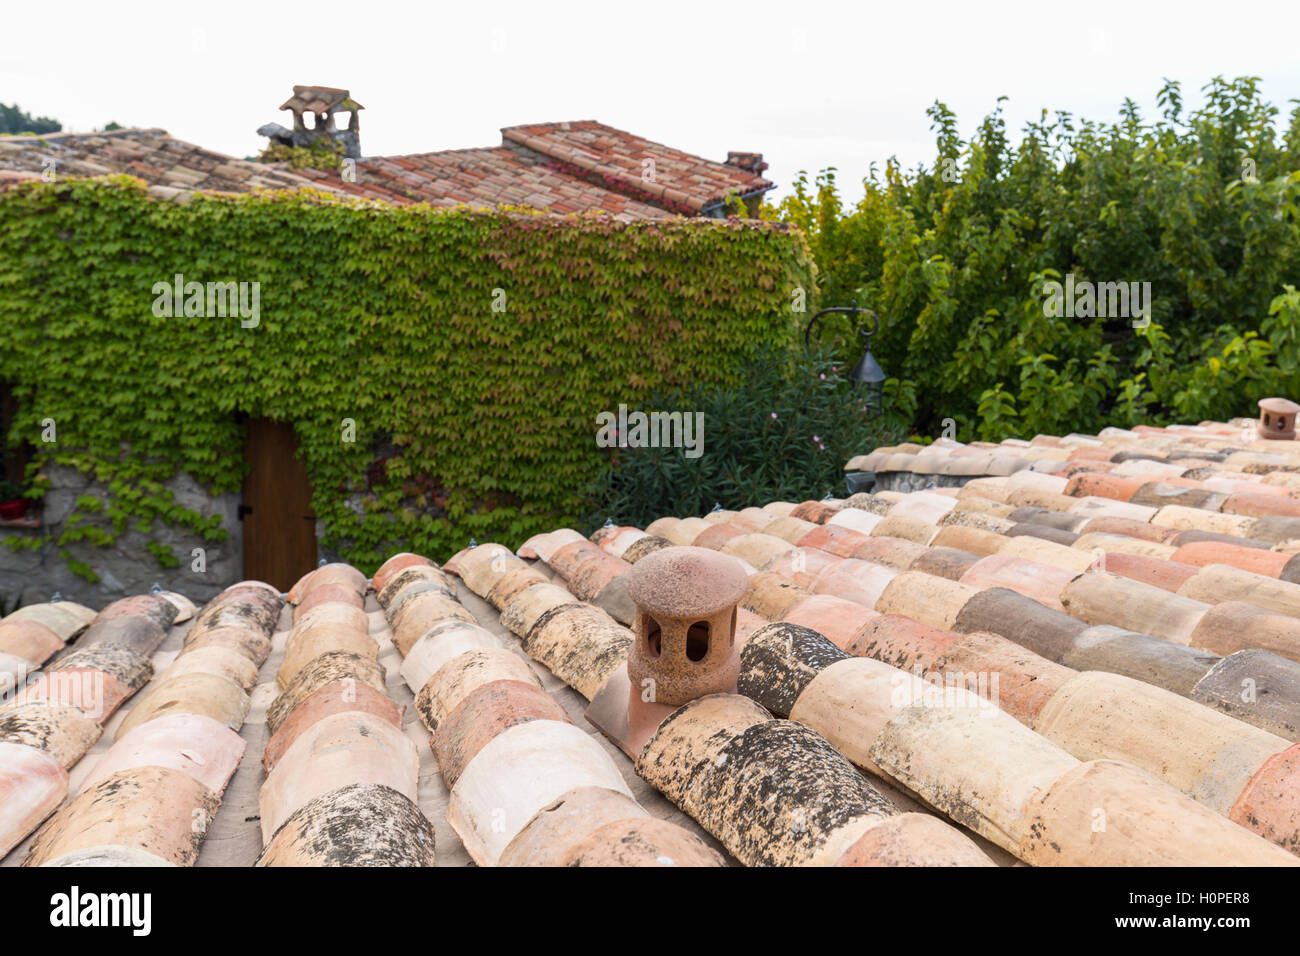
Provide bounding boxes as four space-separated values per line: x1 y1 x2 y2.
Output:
768 77 1300 441
0 102 61 135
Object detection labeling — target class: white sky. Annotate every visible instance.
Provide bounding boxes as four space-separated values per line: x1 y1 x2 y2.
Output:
4 0 1299 203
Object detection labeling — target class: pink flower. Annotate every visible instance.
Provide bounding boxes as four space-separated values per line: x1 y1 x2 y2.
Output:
819 373 826 380
770 412 777 419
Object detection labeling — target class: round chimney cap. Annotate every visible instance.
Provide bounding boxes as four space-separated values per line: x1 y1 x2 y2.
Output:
624 546 748 619
1259 397 1300 415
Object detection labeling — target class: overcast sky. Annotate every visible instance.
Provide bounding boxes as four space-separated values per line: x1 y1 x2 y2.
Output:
4 1 1299 203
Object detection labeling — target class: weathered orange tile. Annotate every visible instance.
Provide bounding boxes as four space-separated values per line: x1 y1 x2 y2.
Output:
740 572 811 619
835 813 996 866
810 559 898 608
258 783 435 867
1172 540 1291 576
929 524 1005 557
263 678 404 772
782 595 881 649
558 817 726 866
844 614 961 671
797 523 871 557
0 741 68 858
182 624 272 666
692 522 746 551
958 554 1075 610
848 535 930 568
566 549 631 602
1229 743 1300 852
266 651 388 735
1099 552 1200 592
908 546 981 581
372 552 436 593
1188 601 1300 661
376 566 454 610
294 582 365 622
85 712 245 796
789 500 840 524
0 620 64 666
25 765 218 867
765 547 843 588
289 563 368 604
259 711 419 843
1064 473 1146 501
114 671 251 739
431 679 570 788
499 786 648 866
1223 491 1300 519
415 647 542 732
93 594 178 631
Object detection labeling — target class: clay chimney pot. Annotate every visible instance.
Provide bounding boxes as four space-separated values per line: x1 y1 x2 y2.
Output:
623 546 747 707
1258 397 1300 440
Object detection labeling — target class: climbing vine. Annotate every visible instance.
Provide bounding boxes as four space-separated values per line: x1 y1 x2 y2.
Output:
256 139 347 171
0 177 814 574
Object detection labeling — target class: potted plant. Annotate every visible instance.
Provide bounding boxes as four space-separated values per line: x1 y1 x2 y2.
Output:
0 478 27 520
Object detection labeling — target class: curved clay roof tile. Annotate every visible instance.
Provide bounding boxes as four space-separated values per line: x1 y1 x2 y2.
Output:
258 784 433 867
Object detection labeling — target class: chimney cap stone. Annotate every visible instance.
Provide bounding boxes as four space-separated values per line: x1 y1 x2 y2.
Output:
624 546 747 619
1259 397 1300 415
279 86 364 114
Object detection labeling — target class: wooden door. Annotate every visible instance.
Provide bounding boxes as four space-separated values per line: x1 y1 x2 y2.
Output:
241 419 317 590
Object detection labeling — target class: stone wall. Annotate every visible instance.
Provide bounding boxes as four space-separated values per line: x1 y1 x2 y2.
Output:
0 465 242 609
874 471 969 493
844 470 973 495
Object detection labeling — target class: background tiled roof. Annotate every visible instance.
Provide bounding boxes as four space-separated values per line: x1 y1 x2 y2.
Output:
304 145 674 219
0 121 766 220
501 120 773 212
0 129 336 200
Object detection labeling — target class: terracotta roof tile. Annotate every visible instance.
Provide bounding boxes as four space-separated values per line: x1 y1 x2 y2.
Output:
499 418 1300 862
0 129 336 198
499 120 771 212
16 407 1300 866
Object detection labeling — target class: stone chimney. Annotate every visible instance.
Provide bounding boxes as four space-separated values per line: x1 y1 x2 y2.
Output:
725 151 768 176
257 86 363 159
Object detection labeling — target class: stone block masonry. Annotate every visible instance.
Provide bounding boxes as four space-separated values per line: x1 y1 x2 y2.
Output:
0 466 242 608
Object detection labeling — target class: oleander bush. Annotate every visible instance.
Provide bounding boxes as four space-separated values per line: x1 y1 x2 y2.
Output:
582 344 904 530
0 177 814 571
768 76 1300 441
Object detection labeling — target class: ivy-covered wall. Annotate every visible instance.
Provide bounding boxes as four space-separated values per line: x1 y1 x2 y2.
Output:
0 176 815 581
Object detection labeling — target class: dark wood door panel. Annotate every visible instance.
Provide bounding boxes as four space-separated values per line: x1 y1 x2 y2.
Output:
242 419 317 591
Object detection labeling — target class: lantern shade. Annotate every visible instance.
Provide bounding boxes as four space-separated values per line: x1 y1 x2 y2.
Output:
850 347 886 385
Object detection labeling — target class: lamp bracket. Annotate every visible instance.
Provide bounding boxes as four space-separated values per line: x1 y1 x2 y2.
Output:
804 298 881 349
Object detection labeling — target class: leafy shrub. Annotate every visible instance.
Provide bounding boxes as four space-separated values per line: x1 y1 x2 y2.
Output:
767 77 1300 441
582 345 903 530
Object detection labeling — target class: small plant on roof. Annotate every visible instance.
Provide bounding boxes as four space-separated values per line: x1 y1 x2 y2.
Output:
258 138 346 172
